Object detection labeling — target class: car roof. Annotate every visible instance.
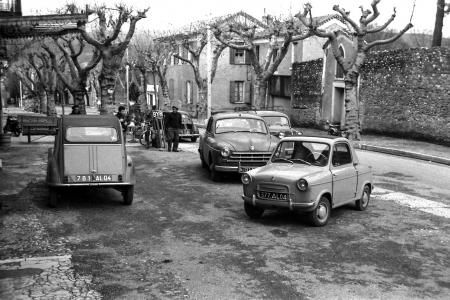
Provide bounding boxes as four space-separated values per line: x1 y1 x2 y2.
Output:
212 112 265 120
61 115 121 130
245 110 289 117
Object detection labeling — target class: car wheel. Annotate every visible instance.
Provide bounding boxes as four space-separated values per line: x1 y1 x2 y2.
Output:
355 185 370 211
191 137 197 142
48 188 58 208
122 186 134 205
308 196 330 227
244 202 264 219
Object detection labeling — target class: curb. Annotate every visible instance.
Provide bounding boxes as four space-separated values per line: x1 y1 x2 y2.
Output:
353 143 450 166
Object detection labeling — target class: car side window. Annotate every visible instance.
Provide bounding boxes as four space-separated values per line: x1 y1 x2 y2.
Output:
332 143 352 166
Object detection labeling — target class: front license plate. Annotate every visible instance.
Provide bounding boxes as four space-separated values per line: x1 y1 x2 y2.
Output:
257 191 288 201
74 174 113 182
239 166 254 173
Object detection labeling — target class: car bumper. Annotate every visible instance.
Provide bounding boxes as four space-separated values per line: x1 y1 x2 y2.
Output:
214 162 267 173
179 133 200 138
48 182 133 188
242 194 317 212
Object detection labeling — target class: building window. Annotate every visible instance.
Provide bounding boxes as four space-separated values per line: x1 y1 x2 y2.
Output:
272 48 278 62
186 81 193 104
270 76 291 98
255 45 260 63
335 45 345 79
230 81 245 103
229 48 250 65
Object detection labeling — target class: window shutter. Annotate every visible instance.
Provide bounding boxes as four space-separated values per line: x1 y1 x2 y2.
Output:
229 48 235 65
229 81 236 103
244 50 250 65
244 81 251 104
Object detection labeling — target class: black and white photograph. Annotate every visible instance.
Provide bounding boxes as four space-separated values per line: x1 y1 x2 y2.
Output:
0 0 449 299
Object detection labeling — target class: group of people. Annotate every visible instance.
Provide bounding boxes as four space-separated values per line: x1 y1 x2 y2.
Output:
116 105 183 152
69 104 183 152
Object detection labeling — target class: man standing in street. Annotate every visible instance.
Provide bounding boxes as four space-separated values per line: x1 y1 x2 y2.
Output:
165 105 182 152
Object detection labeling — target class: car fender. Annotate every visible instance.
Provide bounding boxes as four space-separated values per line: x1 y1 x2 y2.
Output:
47 148 61 185
315 188 333 208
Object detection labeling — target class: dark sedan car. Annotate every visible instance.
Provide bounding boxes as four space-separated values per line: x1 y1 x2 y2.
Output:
163 110 200 142
198 112 279 181
246 110 301 138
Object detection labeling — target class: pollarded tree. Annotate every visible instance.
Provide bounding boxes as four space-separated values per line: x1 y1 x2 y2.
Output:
27 52 59 116
42 35 101 115
212 12 318 109
77 4 148 114
297 1 413 140
162 22 227 116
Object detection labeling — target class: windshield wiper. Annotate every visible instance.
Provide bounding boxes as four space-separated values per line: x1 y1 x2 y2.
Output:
291 158 312 166
272 157 294 164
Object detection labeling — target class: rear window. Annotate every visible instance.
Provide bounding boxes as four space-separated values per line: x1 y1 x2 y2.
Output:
263 116 290 127
215 118 268 134
65 127 119 143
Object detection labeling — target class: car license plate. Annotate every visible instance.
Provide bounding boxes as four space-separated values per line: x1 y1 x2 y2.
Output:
257 191 288 201
74 174 113 182
239 166 254 173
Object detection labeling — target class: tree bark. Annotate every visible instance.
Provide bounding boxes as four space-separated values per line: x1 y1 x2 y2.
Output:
38 90 47 115
253 78 267 110
98 52 124 114
46 91 57 116
432 0 446 47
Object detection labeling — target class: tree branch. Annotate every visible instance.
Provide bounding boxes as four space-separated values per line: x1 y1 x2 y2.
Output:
363 0 381 25
41 44 75 91
365 23 413 51
366 7 396 33
333 5 362 34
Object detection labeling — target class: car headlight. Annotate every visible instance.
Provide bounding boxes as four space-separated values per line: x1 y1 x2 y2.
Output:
221 147 230 157
297 178 308 191
278 132 285 139
241 173 252 184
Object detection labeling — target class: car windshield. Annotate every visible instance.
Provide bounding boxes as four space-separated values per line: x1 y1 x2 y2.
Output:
66 127 119 143
272 141 330 166
263 116 290 127
215 118 268 134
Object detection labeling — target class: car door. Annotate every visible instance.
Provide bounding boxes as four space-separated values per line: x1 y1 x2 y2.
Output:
330 142 357 206
202 118 214 162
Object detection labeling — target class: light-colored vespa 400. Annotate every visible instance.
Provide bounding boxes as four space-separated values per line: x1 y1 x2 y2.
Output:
46 115 135 207
241 136 373 226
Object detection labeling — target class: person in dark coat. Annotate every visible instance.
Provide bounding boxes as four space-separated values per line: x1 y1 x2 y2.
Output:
70 105 81 115
165 105 182 152
116 106 128 133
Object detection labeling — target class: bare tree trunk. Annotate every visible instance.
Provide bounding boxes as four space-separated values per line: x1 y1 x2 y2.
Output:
46 91 57 116
99 54 123 114
39 91 47 115
73 90 87 114
253 79 267 109
197 87 207 120
432 0 446 47
343 79 361 141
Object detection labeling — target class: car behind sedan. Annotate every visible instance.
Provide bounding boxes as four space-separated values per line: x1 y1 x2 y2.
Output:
241 136 373 226
46 115 135 207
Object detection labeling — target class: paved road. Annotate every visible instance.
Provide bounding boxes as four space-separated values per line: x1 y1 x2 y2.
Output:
1 143 449 299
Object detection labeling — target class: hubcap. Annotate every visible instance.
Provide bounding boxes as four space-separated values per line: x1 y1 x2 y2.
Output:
362 192 369 206
317 204 328 220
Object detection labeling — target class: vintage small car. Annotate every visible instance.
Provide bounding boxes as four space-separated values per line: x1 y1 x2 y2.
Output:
198 112 279 181
246 110 301 138
241 136 373 226
163 110 200 142
46 115 136 207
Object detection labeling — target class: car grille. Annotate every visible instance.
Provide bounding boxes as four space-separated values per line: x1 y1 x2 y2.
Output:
227 152 272 164
257 183 289 194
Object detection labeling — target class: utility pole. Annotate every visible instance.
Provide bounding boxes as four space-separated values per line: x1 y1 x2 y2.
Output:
126 48 130 111
206 27 212 120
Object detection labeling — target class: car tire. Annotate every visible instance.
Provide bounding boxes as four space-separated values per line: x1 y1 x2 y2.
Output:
122 186 134 205
308 196 330 227
244 202 264 219
355 185 370 211
191 137 197 142
48 188 58 208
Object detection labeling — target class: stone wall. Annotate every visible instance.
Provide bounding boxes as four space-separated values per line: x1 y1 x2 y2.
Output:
360 48 450 145
291 48 450 145
291 59 323 127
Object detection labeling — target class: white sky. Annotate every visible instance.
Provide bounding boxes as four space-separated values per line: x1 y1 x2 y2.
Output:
22 0 450 37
